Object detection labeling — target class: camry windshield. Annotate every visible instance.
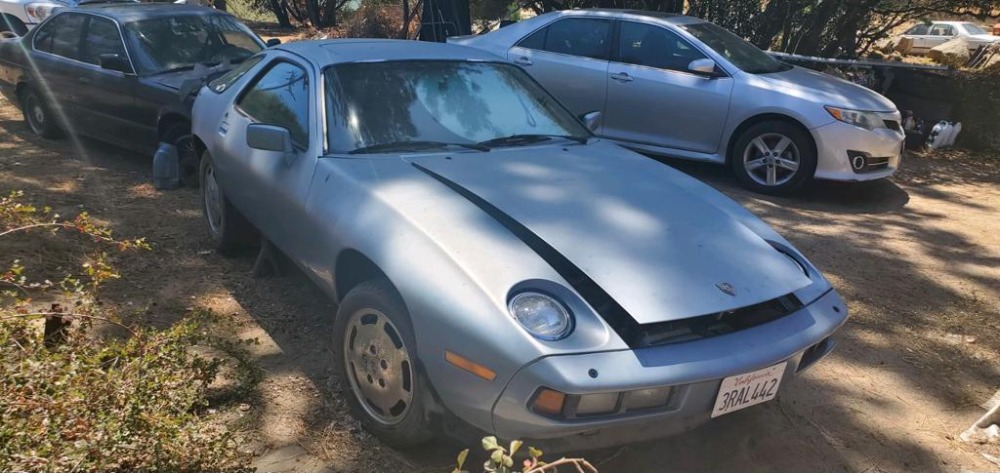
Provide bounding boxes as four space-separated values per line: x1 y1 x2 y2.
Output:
680 22 791 74
324 61 591 154
123 14 263 75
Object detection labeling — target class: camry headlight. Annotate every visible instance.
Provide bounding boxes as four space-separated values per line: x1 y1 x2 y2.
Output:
824 106 884 131
508 292 573 340
24 3 61 23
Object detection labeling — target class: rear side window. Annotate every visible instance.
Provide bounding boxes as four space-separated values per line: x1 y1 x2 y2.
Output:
209 54 264 93
34 13 86 60
930 24 955 36
80 17 128 68
237 61 310 147
518 18 612 60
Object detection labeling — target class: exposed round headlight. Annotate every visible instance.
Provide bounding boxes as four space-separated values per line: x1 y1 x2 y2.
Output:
508 292 572 341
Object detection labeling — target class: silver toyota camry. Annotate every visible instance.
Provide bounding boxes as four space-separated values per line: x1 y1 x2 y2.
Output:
192 39 848 449
450 9 905 194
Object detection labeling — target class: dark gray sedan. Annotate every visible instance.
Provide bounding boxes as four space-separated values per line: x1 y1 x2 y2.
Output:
192 39 847 449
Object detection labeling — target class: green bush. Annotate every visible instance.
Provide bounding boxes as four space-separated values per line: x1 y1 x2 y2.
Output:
0 191 258 472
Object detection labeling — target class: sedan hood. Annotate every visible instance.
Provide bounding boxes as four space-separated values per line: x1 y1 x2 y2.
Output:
145 63 237 91
753 66 896 112
406 143 812 325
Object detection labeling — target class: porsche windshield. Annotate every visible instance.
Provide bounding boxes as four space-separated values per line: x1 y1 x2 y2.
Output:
324 61 591 154
123 14 263 75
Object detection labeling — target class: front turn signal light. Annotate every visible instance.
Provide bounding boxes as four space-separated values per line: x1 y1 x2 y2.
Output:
531 388 566 416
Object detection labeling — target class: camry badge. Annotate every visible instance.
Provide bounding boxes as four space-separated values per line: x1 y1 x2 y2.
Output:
716 283 736 296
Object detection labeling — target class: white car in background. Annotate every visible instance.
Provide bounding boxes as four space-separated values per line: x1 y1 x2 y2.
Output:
0 0 68 35
899 21 999 54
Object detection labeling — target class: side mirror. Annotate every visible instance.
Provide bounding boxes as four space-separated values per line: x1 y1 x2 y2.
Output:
580 111 602 132
688 58 719 77
99 53 131 73
266 38 281 47
246 123 295 164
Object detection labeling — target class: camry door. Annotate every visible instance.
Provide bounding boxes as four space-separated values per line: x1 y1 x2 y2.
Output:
603 21 733 155
506 17 612 126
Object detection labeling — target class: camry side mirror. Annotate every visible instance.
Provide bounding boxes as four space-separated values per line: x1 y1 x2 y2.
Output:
266 38 281 47
247 123 294 165
99 53 131 74
688 58 718 77
580 111 602 132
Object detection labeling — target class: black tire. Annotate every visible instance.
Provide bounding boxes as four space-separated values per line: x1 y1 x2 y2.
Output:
162 123 200 188
333 278 434 448
20 88 60 139
730 120 817 195
199 151 257 252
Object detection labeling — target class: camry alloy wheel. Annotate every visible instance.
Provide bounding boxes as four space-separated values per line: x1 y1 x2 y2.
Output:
742 133 801 187
343 308 414 425
203 163 224 236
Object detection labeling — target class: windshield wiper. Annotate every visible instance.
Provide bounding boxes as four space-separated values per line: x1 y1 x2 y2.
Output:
348 140 488 155
150 65 197 76
477 134 586 148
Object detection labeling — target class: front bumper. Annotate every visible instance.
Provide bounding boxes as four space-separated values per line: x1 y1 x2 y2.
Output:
490 289 847 450
812 120 904 182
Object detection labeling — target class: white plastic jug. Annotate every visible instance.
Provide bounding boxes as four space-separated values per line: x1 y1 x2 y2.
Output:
153 142 180 190
927 121 948 149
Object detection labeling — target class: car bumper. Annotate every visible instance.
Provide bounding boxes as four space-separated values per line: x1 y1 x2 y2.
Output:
812 121 904 182
490 289 848 450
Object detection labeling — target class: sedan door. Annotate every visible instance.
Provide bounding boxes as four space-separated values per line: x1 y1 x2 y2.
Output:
25 13 87 130
603 21 733 155
924 23 957 50
73 15 146 152
213 58 318 257
506 17 612 126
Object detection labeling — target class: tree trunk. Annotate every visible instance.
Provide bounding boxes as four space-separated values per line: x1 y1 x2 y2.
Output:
306 0 322 28
269 0 292 27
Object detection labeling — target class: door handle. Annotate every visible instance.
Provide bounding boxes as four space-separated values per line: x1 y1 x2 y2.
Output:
610 72 633 82
514 56 533 66
78 76 91 84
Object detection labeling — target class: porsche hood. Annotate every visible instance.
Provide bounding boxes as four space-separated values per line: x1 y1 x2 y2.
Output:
406 143 813 326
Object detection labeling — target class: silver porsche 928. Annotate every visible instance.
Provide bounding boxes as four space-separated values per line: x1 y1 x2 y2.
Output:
191 39 848 450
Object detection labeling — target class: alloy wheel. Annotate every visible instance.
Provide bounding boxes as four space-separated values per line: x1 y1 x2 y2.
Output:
203 163 224 236
25 95 46 135
343 308 414 425
742 132 801 187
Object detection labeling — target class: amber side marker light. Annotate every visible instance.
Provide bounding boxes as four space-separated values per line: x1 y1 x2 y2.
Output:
532 388 567 416
445 350 496 381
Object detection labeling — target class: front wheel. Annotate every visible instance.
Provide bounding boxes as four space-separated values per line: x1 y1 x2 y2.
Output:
200 152 257 252
333 278 434 448
730 121 817 195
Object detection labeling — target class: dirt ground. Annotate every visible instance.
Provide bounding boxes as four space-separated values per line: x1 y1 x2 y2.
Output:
0 98 998 472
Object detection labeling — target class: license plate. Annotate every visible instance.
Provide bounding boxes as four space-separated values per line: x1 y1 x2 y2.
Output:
711 362 787 418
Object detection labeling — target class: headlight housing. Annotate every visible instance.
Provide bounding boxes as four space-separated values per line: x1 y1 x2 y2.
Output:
824 106 884 131
24 2 61 23
508 292 573 340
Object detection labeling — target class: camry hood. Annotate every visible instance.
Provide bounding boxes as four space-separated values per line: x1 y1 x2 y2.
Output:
752 66 896 112
406 143 813 325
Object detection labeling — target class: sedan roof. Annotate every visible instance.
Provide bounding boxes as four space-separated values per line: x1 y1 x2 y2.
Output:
277 39 505 65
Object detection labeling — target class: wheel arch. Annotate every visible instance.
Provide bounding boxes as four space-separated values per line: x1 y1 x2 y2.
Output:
334 248 391 304
157 112 190 142
725 113 817 166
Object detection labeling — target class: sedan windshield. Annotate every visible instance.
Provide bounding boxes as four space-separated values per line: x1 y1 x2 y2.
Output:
123 14 263 75
680 22 791 74
962 23 988 35
324 61 591 154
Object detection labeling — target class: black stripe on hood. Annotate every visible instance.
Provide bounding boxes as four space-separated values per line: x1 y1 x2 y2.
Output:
411 162 645 346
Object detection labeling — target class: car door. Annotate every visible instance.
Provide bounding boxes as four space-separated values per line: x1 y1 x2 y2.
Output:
901 24 931 53
215 58 318 256
27 13 86 131
73 15 145 151
506 17 612 126
603 21 733 155
926 23 956 50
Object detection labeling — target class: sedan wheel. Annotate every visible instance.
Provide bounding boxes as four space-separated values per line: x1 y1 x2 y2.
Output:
22 89 59 139
742 133 800 187
333 278 433 447
199 152 256 252
731 121 816 195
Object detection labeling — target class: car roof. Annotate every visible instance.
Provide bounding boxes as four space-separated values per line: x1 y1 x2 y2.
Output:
547 8 707 25
73 2 223 22
275 39 504 64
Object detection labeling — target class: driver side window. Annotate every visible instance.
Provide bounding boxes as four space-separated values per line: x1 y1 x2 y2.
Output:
237 61 310 148
616 21 707 72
